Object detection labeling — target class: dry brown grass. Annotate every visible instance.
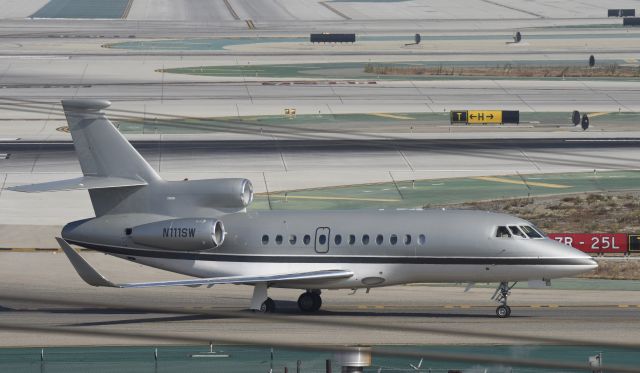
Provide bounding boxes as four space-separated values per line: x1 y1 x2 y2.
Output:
364 63 640 78
583 259 640 280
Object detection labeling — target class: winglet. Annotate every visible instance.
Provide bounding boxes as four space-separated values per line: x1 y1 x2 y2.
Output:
56 237 118 288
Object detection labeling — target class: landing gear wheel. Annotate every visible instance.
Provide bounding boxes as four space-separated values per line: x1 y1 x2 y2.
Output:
492 281 516 318
496 305 510 318
297 292 317 312
260 297 276 313
311 292 322 312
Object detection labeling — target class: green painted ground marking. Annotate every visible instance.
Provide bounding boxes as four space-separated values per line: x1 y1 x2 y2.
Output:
31 0 130 19
250 171 640 211
114 111 639 135
107 32 640 50
433 278 640 291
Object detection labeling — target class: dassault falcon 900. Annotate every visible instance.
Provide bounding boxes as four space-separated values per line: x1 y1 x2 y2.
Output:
10 99 597 318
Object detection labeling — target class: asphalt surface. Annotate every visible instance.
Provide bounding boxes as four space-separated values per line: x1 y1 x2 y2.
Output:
1 0 639 355
1 81 640 113
0 252 639 347
3 138 640 176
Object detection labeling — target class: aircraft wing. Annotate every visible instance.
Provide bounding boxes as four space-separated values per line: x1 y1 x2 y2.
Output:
9 176 147 193
57 238 353 288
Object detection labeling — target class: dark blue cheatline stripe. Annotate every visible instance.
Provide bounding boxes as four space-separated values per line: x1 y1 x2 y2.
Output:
67 240 595 266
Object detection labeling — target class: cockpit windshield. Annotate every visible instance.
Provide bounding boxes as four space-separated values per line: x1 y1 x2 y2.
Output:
495 225 545 239
508 226 526 238
520 225 543 238
496 226 511 238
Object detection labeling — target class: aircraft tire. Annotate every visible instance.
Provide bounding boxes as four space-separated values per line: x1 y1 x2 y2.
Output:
496 305 510 318
297 292 316 312
311 293 322 312
260 298 276 313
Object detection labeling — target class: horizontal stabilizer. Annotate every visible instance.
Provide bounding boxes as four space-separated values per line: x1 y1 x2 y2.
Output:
9 176 147 193
57 238 353 288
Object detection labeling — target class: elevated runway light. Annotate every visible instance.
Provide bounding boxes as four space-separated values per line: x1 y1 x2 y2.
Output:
513 31 521 43
589 55 596 68
581 113 590 131
572 110 581 126
405 33 421 46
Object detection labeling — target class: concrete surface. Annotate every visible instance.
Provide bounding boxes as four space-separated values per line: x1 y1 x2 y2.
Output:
2 137 639 247
0 252 638 347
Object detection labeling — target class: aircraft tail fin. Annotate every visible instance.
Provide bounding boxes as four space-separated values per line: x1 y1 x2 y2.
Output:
9 100 162 215
61 99 161 184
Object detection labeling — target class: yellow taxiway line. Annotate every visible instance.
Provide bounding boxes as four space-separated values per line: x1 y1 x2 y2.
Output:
473 176 571 189
271 195 401 202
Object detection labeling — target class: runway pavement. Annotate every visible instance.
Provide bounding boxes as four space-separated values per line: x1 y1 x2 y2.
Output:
1 79 640 121
1 0 639 363
1 136 639 247
0 252 638 347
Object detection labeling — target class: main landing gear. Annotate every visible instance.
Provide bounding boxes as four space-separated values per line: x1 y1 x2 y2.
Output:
250 284 323 313
251 283 276 313
297 290 322 313
491 281 517 318
260 297 276 313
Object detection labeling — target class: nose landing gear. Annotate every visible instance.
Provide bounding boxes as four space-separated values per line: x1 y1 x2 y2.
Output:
492 281 517 318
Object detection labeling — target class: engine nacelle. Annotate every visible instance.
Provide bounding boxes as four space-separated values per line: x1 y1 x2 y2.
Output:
207 178 253 208
173 178 254 209
129 218 225 251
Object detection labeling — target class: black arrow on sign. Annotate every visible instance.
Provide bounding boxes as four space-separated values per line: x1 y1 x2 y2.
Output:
487 114 494 119
470 114 476 119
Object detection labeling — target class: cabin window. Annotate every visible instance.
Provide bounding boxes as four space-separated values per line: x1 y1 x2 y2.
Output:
303 234 311 245
349 234 356 245
289 234 297 245
520 225 543 239
319 234 327 245
418 234 426 245
376 234 384 245
362 234 370 245
262 235 269 245
275 235 283 245
334 234 342 245
404 234 412 245
496 226 511 238
508 225 526 238
390 234 398 245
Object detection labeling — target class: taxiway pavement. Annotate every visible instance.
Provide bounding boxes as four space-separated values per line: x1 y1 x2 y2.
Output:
0 252 638 347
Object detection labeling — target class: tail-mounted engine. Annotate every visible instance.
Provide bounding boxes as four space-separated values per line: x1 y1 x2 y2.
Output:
129 218 225 251
172 178 254 209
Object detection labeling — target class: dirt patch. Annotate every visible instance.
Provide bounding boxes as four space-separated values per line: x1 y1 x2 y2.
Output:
364 63 640 78
431 191 640 279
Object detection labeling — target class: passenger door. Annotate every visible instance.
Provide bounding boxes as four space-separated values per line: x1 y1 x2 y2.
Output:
314 227 330 253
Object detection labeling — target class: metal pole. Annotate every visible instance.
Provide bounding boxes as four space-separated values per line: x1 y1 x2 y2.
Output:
270 348 274 373
326 359 332 373
296 360 302 373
